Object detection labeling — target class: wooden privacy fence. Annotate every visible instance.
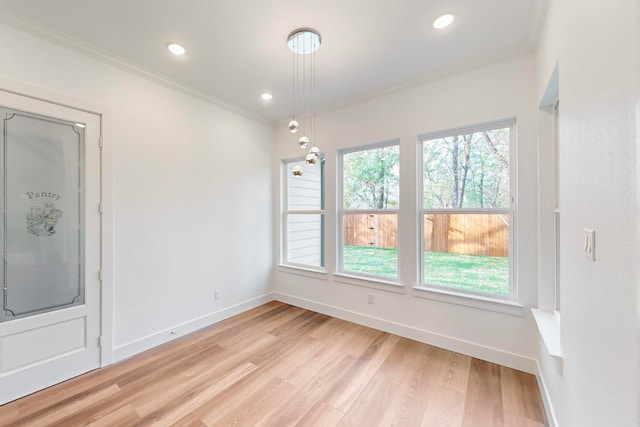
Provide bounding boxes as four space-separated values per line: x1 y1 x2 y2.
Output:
344 213 509 257
424 213 509 257
344 214 397 249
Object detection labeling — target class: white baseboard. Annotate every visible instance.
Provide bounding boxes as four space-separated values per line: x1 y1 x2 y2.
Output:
112 291 538 375
274 292 538 375
112 292 275 363
535 362 560 427
111 291 552 423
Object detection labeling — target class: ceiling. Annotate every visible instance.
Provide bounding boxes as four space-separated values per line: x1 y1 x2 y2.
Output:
0 0 546 123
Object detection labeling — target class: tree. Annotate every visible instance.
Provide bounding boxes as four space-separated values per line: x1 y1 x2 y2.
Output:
343 145 399 209
423 127 510 209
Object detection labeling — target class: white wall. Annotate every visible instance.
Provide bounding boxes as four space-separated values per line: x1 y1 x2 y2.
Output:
536 0 638 425
637 1 640 421
273 54 540 372
0 22 274 360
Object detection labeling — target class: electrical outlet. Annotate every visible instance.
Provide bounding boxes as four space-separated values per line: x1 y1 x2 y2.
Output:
367 293 375 304
214 290 220 300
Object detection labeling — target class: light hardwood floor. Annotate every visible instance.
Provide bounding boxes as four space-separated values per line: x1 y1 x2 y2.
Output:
0 302 548 426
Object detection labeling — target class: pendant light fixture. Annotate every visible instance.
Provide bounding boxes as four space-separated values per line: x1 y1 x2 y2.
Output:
288 27 321 176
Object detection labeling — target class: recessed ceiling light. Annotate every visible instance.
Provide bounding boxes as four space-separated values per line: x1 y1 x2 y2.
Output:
167 43 186 56
433 14 454 30
261 93 273 101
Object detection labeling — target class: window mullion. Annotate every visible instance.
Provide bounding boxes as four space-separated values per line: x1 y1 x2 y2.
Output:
288 209 325 215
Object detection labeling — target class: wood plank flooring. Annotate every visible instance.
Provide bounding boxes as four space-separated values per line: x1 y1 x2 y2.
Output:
0 302 548 426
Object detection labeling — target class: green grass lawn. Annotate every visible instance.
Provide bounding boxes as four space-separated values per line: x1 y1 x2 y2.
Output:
424 250 509 295
342 245 399 278
343 245 509 295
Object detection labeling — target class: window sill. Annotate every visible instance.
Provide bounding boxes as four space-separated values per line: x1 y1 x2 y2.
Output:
531 308 562 359
333 273 405 294
278 264 328 280
412 286 525 316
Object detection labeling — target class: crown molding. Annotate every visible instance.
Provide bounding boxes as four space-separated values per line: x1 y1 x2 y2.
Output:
0 7 273 127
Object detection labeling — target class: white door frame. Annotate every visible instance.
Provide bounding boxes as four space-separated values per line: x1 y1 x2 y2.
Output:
0 77 114 367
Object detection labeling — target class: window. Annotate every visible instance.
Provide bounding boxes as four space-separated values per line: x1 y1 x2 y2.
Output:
339 142 399 279
553 100 560 310
419 121 515 299
282 158 325 268
537 65 560 312
532 67 561 358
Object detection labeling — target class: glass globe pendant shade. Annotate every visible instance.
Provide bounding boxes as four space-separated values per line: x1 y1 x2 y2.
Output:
309 146 320 155
305 153 317 165
298 136 310 148
288 120 299 133
291 164 303 176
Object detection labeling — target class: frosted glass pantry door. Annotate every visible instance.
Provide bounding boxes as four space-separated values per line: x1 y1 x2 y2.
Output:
1 110 84 319
0 90 101 405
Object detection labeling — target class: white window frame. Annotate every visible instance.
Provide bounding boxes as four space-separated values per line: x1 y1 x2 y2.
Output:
281 157 325 271
418 119 517 301
553 100 561 310
532 65 562 358
536 64 560 312
337 140 401 283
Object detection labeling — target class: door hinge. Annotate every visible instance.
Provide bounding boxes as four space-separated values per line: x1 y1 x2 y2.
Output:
98 336 103 347
98 269 103 281
98 202 103 214
98 137 103 148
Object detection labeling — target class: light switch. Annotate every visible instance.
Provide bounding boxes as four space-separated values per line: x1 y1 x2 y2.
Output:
584 229 595 261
